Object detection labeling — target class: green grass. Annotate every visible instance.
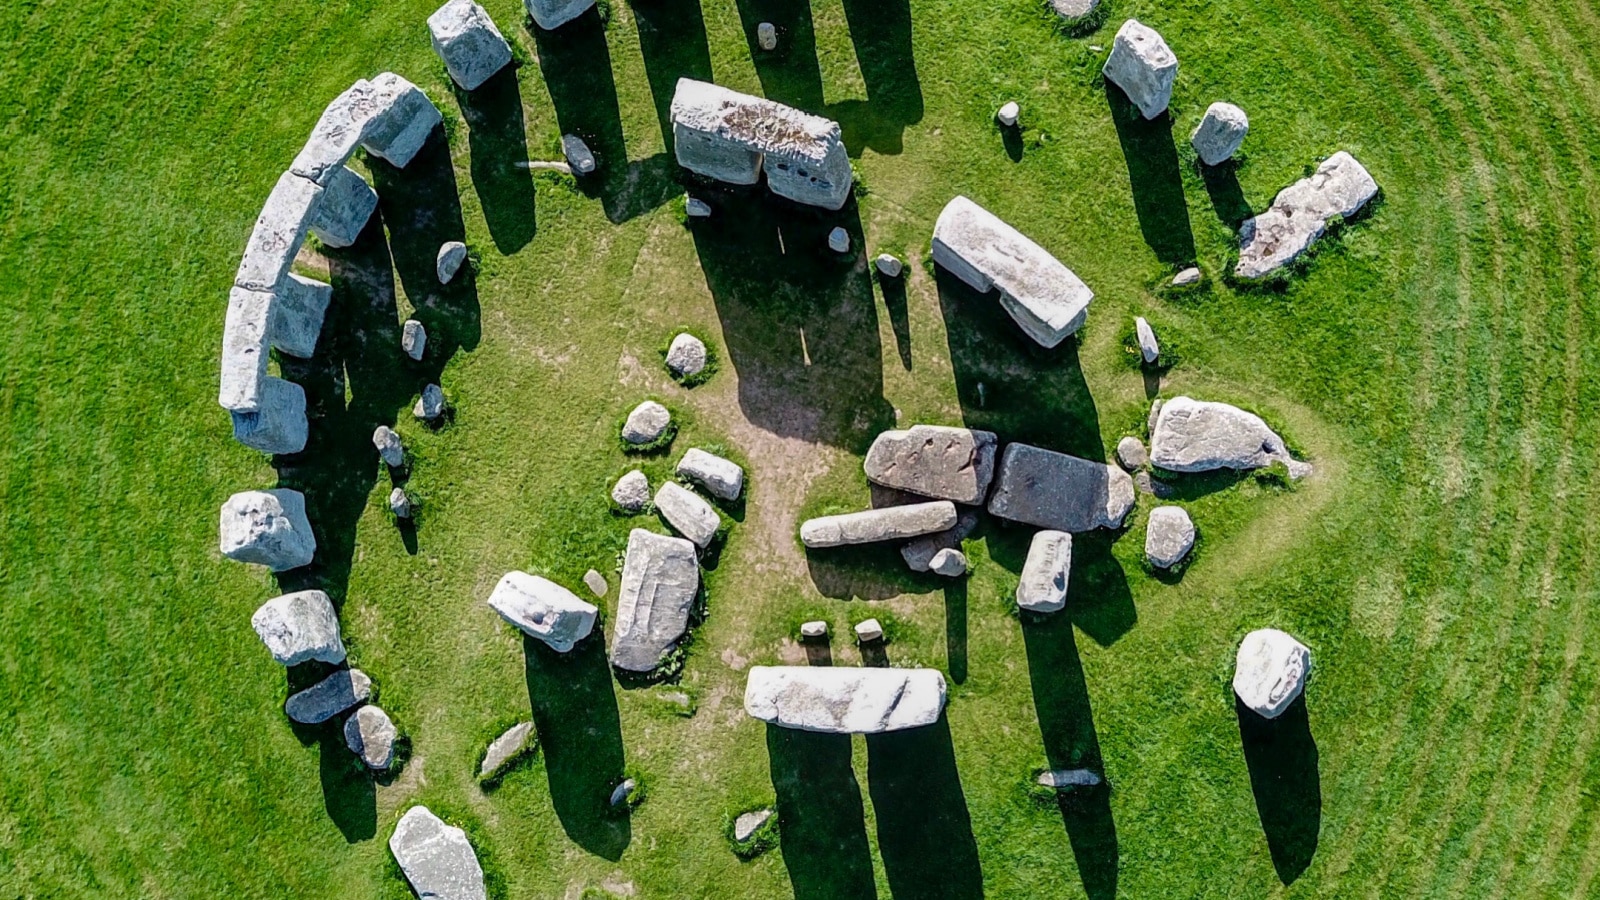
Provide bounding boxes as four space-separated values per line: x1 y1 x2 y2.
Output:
4 0 1600 896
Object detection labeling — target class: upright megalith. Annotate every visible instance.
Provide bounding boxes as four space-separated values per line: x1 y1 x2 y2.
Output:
429 0 513 91
1149 396 1310 478
487 571 598 651
1102 19 1177 119
612 529 701 673
361 73 445 168
932 196 1094 348
373 425 405 467
1190 102 1249 166
744 666 947 733
219 489 316 571
987 444 1135 532
669 78 853 210
800 501 958 549
228 374 309 455
676 448 744 503
389 806 488 900
1235 151 1379 279
251 590 345 666
308 165 378 249
1233 629 1310 719
863 425 998 504
524 0 595 31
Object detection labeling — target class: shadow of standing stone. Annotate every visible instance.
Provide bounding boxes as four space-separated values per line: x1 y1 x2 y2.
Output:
1237 694 1321 884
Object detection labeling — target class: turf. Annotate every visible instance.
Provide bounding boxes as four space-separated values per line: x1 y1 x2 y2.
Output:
3 0 1599 896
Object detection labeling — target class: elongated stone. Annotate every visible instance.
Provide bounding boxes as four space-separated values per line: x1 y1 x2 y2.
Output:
800 501 958 549
864 425 998 504
487 571 598 652
612 529 700 673
654 482 720 548
1235 151 1378 279
744 666 947 734
1016 530 1072 613
388 806 487 900
285 668 371 724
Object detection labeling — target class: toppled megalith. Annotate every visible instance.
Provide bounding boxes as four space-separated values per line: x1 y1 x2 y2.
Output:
612 529 701 673
524 0 595 31
670 78 853 210
1233 628 1310 719
219 489 316 571
654 481 721 548
863 424 998 505
744 666 947 733
1149 396 1311 478
428 0 513 92
676 448 744 502
389 806 488 900
487 571 597 651
251 590 345 666
800 501 958 549
1017 530 1072 613
1102 19 1177 120
987 444 1135 532
1235 151 1378 279
285 668 371 724
932 196 1094 349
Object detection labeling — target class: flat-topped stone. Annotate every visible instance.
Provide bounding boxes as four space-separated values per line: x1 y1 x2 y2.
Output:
402 319 427 361
1149 396 1310 478
828 227 850 253
987 444 1136 532
1233 628 1310 719
437 241 468 283
612 529 701 673
902 508 980 573
864 425 998 504
583 569 608 597
361 73 444 168
665 333 707 378
875 254 903 277
654 482 720 548
677 448 744 502
800 620 828 639
251 590 345 666
1115 436 1147 471
929 548 968 577
524 0 594 30
854 619 884 643
1103 19 1177 119
345 705 397 770
389 487 412 519
800 501 958 549
220 489 316 571
612 470 651 513
429 0 513 91
286 668 371 724
229 375 308 455
487 571 598 652
373 425 405 467
1145 505 1196 569
308 165 377 249
414 384 447 422
932 196 1094 348
1017 530 1073 613
1191 102 1248 166
622 400 672 445
234 171 321 293
744 666 947 733
1236 151 1379 279
389 806 487 900
479 721 535 781
996 101 1020 127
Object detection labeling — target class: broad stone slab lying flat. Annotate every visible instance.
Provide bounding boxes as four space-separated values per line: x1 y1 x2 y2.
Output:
800 501 958 549
902 508 979 572
654 482 720 548
1102 19 1177 119
345 705 397 770
251 590 345 666
479 721 535 781
1149 396 1310 478
677 448 744 502
1191 102 1248 166
864 425 998 504
1145 505 1195 569
1235 151 1379 279
932 196 1094 348
487 571 598 651
1233 628 1310 719
286 668 371 724
524 0 594 30
612 529 701 673
987 444 1135 532
389 806 488 900
744 666 947 734
373 425 405 467
429 0 513 91
1017 530 1073 613
220 489 316 571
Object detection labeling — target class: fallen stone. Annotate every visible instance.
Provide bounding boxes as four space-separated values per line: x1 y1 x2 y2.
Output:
735 808 774 841
1149 396 1310 477
609 778 637 807
612 529 701 673
1016 529 1072 613
562 133 597 175
1171 266 1201 287
403 319 427 361
654 482 721 548
345 705 397 770
309 165 378 249
1050 0 1100 21
251 590 345 666
854 619 884 643
875 254 903 277
744 666 948 733
487 571 598 652
1233 628 1310 719
987 444 1136 532
800 501 958 549
1135 316 1160 364
583 569 608 597
373 425 405 467
362 73 445 169
1235 151 1379 279
220 489 317 571
665 333 708 378
414 384 447 421
479 721 535 780
800 620 828 639
389 487 412 518
429 0 513 91
757 21 777 50
929 548 968 577
229 376 309 455
437 241 468 283
285 668 371 724
612 470 651 513
524 0 594 31
686 197 712 218
1102 19 1177 119
828 227 850 254
622 400 671 445
902 508 980 572
932 196 1094 348
1145 505 1195 569
997 101 1020 127
1191 101 1248 166
677 448 744 502
389 806 487 900
1115 436 1147 471
864 424 998 504
1037 768 1102 789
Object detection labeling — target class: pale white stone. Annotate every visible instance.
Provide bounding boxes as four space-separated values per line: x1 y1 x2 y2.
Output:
437 241 468 283
583 569 608 597
902 509 979 573
676 448 744 502
864 424 998 504
1233 629 1310 719
373 425 405 467
234 171 321 293
875 254 903 277
429 0 513 91
987 444 1136 532
743 666 948 733
655 482 720 547
1149 396 1310 477
1135 316 1160 364
403 319 427 361
757 22 778 50
487 571 598 651
524 0 595 30
800 620 828 639
308 165 377 249
1145 505 1195 569
853 619 884 642
929 548 967 577
389 806 487 900
220 489 316 571
388 487 412 518
735 809 773 841
997 101 1020 127
345 705 397 770
1050 0 1100 20
1171 266 1202 286
612 470 651 512
665 333 708 378
1016 530 1072 612
1236 151 1379 279
271 273 332 358
251 590 345 666
219 286 274 413
285 668 370 723
479 722 535 780
1115 436 1148 471
1102 19 1177 120
622 400 672 445
828 227 850 253
1190 102 1248 166
800 501 958 548
361 73 444 168
290 81 376 187
229 376 309 455
612 529 701 673
414 384 447 421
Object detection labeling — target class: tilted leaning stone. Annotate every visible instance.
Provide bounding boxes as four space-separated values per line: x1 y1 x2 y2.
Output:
932 196 1094 348
612 529 701 673
1102 19 1177 119
429 0 513 91
800 501 958 549
744 666 947 733
219 489 317 571
1233 628 1310 719
864 424 998 504
486 571 597 652
389 806 488 900
1017 530 1073 612
345 705 397 770
1148 396 1310 478
987 444 1135 532
676 448 744 502
251 590 345 666
524 0 595 30
285 668 371 724
654 482 721 548
1235 151 1378 279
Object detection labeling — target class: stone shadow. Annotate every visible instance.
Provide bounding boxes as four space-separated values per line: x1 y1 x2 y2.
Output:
457 67 537 254
525 634 631 859
1237 695 1321 884
865 717 984 898
877 271 912 369
766 725 878 899
1105 83 1195 267
734 0 825 111
832 0 924 155
634 0 715 145
1200 159 1254 230
316 727 377 842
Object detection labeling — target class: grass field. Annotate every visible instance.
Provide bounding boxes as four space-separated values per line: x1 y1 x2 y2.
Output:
5 0 1600 895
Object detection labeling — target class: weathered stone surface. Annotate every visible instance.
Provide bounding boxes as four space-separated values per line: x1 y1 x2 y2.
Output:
562 133 597 175
1171 266 1201 286
268 273 332 360
488 571 598 652
361 73 444 168
1145 505 1195 569
685 197 712 218
583 569 607 597
665 333 708 378
612 470 651 513
854 619 884 643
1149 396 1310 477
929 548 968 577
1017 529 1072 613
373 425 405 467
308 165 377 249
479 721 535 780
612 529 701 673
220 489 316 571
1037 768 1102 789
800 620 828 639
987 444 1136 532
901 508 979 572
286 668 371 724
864 425 998 504
828 227 850 253
932 196 1094 348
654 482 720 548
1147 398 1164 435
290 82 375 187
1135 316 1159 364
524 0 594 30
345 705 397 770
429 0 513 91
1102 19 1177 120
234 171 321 293
415 384 447 421
229 375 309 455
1191 102 1248 166
756 22 777 50
744 666 948 733
677 448 744 502
1233 628 1310 719
875 254 903 277
251 590 345 666
735 809 774 841
1115 436 1147 471
437 241 468 283
389 806 487 900
389 487 412 518
622 400 671 445
996 101 1020 127
403 319 427 361
1050 0 1099 20
219 286 273 413
801 501 958 549
1236 151 1379 279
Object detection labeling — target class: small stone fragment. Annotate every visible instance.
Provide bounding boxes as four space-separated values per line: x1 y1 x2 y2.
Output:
686 197 713 218
402 319 427 361
1115 436 1147 471
800 620 828 639
389 487 412 518
1037 768 1102 789
744 666 948 734
828 227 850 254
524 0 594 30
251 590 345 666
583 569 608 597
801 501 958 548
479 721 536 781
854 618 884 643
414 384 447 421
372 425 405 467
1171 266 1202 287
1016 530 1072 613
1102 19 1178 120
220 489 317 572
1147 398 1165 435
345 705 398 770
1190 102 1249 166
929 548 967 577
285 668 371 724
996 101 1020 127
654 482 720 547
622 400 672 445
665 333 708 379
561 133 597 175
1050 0 1100 23
864 424 998 504
1145 505 1196 569
1233 628 1311 719
756 21 778 50
609 778 637 807
677 448 744 502
612 470 651 513
1134 470 1177 499
875 254 903 278
428 0 513 91
437 241 468 283
1235 151 1379 280
388 806 488 900
1135 316 1160 364
487 571 598 652
902 509 980 573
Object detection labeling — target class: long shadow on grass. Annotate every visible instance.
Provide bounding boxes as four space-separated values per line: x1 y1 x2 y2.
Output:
1022 611 1118 899
1237 695 1321 884
831 0 923 155
458 66 537 253
989 525 1134 647
635 0 714 146
1106 83 1195 266
734 0 825 111
525 634 631 859
767 725 878 899
317 727 377 842
865 717 984 898
1200 159 1253 230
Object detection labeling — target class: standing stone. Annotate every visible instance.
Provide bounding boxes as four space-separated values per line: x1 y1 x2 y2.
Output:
685 197 713 218
854 619 885 643
479 721 535 781
389 487 413 519
583 569 608 597
524 0 593 29
487 571 598 652
929 548 968 577
1190 102 1248 166
229 375 309 455
1233 628 1311 719
800 620 829 639
362 73 445 169
1147 398 1165 435
757 22 778 50
1102 19 1177 119
414 384 447 421
828 227 850 254
285 668 372 724
744 666 948 734
309 165 379 249
612 529 701 673
437 241 468 283
875 254 903 278
1149 396 1311 478
429 0 514 91
800 501 958 549
251 590 345 666
1171 266 1202 287
1145 505 1196 569
987 444 1136 532
1050 0 1100 23
402 319 427 361
1235 151 1379 279
1016 530 1072 613
389 806 488 900
654 482 721 548
677 448 744 502
1135 316 1160 364
902 508 980 572
612 470 651 513
562 133 597 175
1115 436 1147 471
735 809 774 842
220 489 317 571
864 425 998 504
665 333 708 378
996 101 1020 127
373 425 405 467
609 778 637 807
345 705 398 770
622 400 672 445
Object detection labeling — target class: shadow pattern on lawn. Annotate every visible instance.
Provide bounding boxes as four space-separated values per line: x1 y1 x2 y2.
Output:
457 66 536 253
1237 694 1321 884
767 725 878 900
865 717 984 899
1106 82 1195 267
